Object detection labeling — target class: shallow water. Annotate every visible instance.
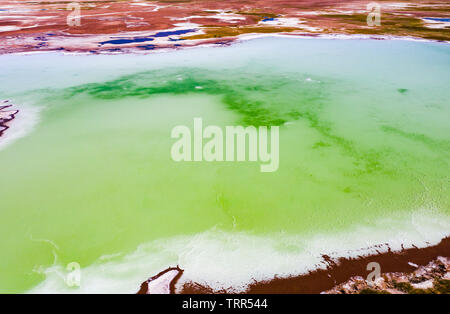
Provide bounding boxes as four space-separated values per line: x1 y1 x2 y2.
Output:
0 37 449 293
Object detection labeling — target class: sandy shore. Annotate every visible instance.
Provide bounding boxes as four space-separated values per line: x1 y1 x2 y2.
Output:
176 237 450 294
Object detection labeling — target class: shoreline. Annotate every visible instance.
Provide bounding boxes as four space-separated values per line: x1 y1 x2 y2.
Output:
0 102 19 138
177 237 450 294
2 32 449 58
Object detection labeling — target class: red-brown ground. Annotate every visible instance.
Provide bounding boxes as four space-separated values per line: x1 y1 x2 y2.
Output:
179 237 450 294
0 0 449 54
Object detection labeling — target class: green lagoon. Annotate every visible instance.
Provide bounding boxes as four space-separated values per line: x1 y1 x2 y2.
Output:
0 37 449 293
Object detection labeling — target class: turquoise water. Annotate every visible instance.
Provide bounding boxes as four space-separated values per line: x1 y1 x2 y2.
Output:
0 37 449 293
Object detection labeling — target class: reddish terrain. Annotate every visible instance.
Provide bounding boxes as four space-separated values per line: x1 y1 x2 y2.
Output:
180 237 450 294
0 0 449 53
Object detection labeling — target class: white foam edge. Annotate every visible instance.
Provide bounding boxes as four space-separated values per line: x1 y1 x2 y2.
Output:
28 208 449 294
0 102 41 151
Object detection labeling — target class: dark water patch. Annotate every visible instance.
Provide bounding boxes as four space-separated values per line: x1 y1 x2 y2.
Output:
153 29 196 37
107 48 122 52
99 29 196 46
214 41 231 45
99 37 155 45
36 42 49 48
137 45 156 50
424 18 450 22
